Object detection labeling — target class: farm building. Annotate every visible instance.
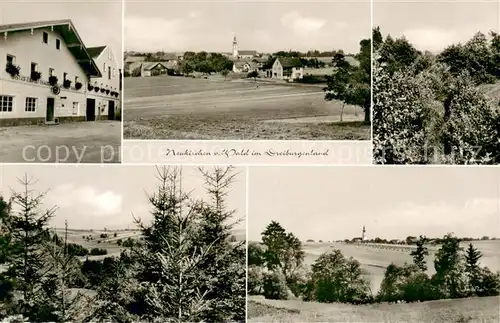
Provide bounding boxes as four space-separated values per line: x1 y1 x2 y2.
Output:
232 61 259 73
141 62 170 76
0 19 121 126
268 57 304 81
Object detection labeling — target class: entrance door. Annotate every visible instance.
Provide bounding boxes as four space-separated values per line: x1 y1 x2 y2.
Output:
46 98 55 122
108 100 115 120
86 98 96 121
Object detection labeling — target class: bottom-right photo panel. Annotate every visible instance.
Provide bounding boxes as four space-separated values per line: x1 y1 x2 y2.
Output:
247 166 500 323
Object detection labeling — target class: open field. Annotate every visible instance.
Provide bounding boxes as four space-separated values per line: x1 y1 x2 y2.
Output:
301 241 500 294
0 121 121 163
54 227 246 261
248 295 500 322
123 76 369 140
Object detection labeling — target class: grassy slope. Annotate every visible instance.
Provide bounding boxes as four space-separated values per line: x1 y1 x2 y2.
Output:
248 296 500 323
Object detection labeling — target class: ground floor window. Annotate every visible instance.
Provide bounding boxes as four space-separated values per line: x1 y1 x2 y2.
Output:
0 95 14 112
72 102 79 115
25 97 37 112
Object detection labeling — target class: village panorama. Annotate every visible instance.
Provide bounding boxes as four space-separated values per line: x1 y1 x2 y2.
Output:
123 3 371 141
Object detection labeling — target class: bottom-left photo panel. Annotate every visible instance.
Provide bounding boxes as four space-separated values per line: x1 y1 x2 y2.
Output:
0 164 247 322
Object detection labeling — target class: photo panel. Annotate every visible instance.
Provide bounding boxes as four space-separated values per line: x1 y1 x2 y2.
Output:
122 0 372 165
247 166 500 322
0 0 123 163
373 0 500 165
0 164 246 322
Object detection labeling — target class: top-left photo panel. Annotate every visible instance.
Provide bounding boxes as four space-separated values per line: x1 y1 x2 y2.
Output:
0 0 122 164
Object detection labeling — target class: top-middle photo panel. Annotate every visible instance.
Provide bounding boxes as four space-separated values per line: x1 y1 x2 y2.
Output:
123 0 371 141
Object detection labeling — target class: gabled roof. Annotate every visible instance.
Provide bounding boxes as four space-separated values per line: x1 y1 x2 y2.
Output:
142 62 169 71
276 57 302 68
0 19 101 77
87 46 107 58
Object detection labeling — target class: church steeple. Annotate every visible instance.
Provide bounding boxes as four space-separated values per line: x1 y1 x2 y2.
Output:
362 225 366 242
232 34 238 58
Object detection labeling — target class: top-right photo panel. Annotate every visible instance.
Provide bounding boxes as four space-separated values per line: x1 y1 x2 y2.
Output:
373 0 500 165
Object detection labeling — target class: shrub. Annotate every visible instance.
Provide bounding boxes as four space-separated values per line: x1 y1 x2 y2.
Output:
75 82 83 90
297 74 326 84
100 233 108 239
106 89 110 94
94 87 100 92
378 263 438 302
116 239 122 246
87 84 94 91
475 268 500 297
286 267 310 298
248 243 264 266
248 265 264 295
122 237 134 248
89 248 107 256
305 250 372 304
262 270 289 300
66 243 89 257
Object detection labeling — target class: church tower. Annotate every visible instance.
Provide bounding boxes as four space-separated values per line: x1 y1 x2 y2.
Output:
232 34 238 58
362 225 366 242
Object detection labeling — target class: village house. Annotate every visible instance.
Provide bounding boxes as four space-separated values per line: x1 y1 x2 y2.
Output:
268 57 304 81
0 19 120 125
86 45 121 120
232 61 259 73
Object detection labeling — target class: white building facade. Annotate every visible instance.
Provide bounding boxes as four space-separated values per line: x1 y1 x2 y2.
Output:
0 20 120 126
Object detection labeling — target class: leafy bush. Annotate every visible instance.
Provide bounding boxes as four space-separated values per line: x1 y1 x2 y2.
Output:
89 248 108 256
63 79 71 89
305 250 372 304
75 82 83 90
248 243 264 266
379 264 438 302
48 76 58 86
100 233 108 239
262 270 289 300
248 265 264 295
66 243 89 256
297 74 326 84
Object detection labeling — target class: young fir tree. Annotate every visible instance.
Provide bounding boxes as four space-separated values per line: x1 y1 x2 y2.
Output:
410 235 429 271
1 175 56 320
131 166 214 322
195 166 246 322
464 243 482 295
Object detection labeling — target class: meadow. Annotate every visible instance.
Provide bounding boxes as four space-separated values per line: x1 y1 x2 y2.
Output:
123 75 369 140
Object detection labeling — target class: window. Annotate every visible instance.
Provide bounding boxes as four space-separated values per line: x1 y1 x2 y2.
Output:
25 97 37 112
56 39 60 50
103 63 106 73
75 76 79 84
72 102 79 115
49 68 54 77
63 72 67 81
6 55 14 65
0 95 13 112
108 67 111 80
42 32 48 44
31 63 37 73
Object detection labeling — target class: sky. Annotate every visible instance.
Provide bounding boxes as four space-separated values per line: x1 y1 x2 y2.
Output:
248 167 500 242
124 0 370 54
0 165 246 232
374 0 500 53
0 0 122 67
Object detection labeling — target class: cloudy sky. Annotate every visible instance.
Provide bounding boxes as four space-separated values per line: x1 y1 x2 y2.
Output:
125 0 370 54
0 0 122 67
0 165 246 231
249 167 500 242
374 0 500 53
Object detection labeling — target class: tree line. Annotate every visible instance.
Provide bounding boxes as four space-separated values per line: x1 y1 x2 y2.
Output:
373 27 500 164
0 167 245 322
248 222 500 305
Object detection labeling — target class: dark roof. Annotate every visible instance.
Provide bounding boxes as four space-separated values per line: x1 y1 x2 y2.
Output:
276 57 302 68
87 46 107 58
0 19 101 77
239 50 257 56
